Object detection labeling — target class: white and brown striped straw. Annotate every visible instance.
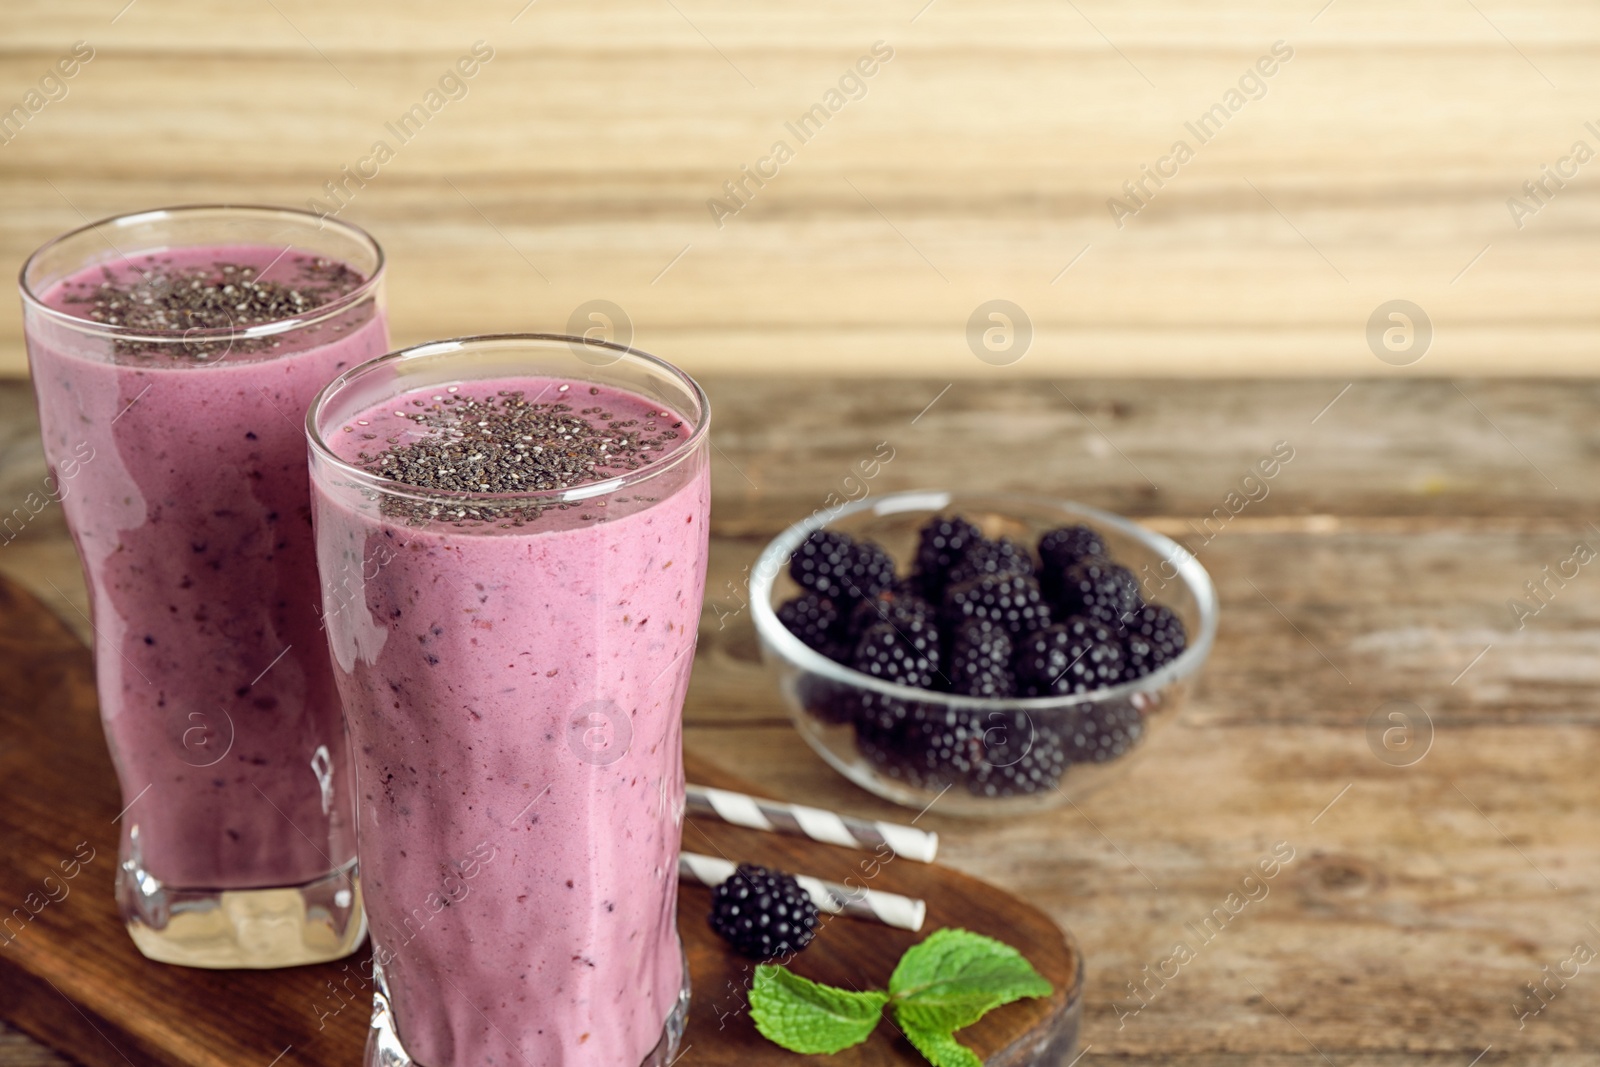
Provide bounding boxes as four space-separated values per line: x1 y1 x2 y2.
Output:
685 784 939 864
678 851 927 932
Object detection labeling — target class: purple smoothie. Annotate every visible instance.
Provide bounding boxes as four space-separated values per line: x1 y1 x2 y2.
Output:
25 244 388 891
313 377 709 1066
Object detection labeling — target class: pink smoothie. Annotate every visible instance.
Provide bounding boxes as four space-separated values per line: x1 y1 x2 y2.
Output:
313 378 709 1066
25 244 387 890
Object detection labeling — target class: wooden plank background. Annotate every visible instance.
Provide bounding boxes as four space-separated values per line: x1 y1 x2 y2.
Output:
5 376 1600 1065
4 0 1600 378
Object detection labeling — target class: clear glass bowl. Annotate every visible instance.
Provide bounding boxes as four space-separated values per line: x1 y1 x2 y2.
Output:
750 491 1219 817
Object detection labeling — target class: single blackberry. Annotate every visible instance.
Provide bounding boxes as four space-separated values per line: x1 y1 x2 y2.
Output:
708 863 820 959
1038 524 1106 574
790 530 894 603
848 580 935 638
855 711 923 783
949 614 1009 649
862 707 1069 795
789 529 857 600
850 637 936 737
970 713 1069 797
944 572 1052 638
946 537 1034 587
902 612 944 672
1122 604 1188 679
948 655 1015 699
885 707 989 788
853 690 954 784
1014 618 1126 696
1062 700 1144 763
839 540 897 602
912 514 982 600
797 672 859 725
947 621 1016 698
803 588 934 728
852 620 941 691
1050 556 1142 630
776 592 846 661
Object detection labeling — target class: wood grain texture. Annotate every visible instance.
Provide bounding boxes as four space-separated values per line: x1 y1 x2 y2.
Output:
5 2 1600 377
4 376 1600 1067
0 571 1081 1067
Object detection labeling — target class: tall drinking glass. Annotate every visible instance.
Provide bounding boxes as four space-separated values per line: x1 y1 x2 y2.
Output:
19 205 387 967
306 334 710 1067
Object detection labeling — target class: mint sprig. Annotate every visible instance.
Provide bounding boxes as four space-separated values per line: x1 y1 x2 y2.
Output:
747 928 1053 1064
749 967 890 1054
890 928 1054 1033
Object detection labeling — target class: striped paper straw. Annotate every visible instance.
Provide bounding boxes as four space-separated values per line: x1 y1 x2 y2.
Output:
678 852 927 932
685 784 939 864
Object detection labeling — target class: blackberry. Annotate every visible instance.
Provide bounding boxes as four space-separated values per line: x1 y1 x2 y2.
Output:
708 863 820 960
950 614 1009 648
848 579 935 638
852 620 941 691
1062 700 1144 763
1014 618 1126 696
791 530 895 603
789 529 856 600
1122 604 1188 679
862 706 987 789
970 713 1069 797
946 537 1034 587
944 572 1052 638
855 713 921 784
912 514 982 600
853 689 934 778
852 682 923 740
797 671 859 725
775 592 847 662
1038 524 1106 573
840 540 897 602
1051 556 1142 630
861 707 1068 796
948 656 1015 700
947 621 1016 698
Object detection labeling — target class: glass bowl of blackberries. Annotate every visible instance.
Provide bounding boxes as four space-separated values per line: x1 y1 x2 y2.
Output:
749 491 1218 816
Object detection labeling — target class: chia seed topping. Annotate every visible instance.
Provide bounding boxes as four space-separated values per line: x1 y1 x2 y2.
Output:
55 254 367 361
356 389 685 525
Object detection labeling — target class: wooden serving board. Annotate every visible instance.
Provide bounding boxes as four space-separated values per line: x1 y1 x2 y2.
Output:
0 573 1081 1066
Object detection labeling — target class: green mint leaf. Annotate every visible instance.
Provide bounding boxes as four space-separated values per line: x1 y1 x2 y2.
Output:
748 964 889 1054
900 1024 985 1067
889 928 1054 1033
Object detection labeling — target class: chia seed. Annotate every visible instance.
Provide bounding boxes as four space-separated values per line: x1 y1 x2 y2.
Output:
358 389 683 527
56 254 367 362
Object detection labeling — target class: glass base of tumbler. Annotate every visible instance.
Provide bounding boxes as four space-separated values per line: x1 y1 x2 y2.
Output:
365 940 691 1067
117 855 365 969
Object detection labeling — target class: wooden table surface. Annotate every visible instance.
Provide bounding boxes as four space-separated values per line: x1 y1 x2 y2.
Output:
3 375 1599 1064
6 1 1600 378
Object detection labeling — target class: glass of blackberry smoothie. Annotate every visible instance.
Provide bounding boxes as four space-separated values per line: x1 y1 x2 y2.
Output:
19 205 387 967
306 335 710 1067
